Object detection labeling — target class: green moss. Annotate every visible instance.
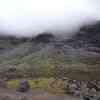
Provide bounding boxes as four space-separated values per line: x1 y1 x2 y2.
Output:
7 78 54 89
7 80 19 89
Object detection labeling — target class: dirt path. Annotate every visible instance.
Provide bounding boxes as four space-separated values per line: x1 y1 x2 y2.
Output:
0 88 81 100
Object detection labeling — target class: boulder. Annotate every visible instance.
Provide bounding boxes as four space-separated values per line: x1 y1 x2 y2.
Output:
0 79 7 88
97 98 100 100
83 95 90 100
17 80 30 92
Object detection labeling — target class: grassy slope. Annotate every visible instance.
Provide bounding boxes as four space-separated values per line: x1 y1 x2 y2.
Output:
0 41 100 80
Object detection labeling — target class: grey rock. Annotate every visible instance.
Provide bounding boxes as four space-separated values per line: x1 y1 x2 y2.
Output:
83 95 90 100
0 79 7 88
17 80 30 92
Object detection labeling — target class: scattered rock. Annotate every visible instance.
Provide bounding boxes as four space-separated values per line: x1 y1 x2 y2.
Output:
65 79 100 98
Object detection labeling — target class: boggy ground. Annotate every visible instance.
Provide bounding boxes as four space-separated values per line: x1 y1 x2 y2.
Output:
0 88 81 100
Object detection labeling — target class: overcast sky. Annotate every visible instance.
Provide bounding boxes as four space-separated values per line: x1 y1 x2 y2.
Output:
0 0 100 36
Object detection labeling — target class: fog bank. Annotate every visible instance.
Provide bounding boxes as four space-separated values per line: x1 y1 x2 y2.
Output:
0 0 100 36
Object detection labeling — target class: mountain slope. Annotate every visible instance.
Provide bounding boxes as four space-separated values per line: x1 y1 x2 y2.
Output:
0 23 100 80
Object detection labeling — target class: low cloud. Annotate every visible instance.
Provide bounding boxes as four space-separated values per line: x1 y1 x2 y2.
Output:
0 0 100 37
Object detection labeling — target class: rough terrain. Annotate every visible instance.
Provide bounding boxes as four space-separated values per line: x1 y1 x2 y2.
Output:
0 88 81 100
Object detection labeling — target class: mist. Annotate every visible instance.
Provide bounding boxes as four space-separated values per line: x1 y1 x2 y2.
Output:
0 0 100 37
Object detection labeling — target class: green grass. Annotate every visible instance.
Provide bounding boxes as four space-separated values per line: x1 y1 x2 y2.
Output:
7 78 54 89
7 78 66 94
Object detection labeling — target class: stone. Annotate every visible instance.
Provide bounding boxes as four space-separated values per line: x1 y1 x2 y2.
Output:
0 79 7 88
97 98 100 100
83 95 90 100
74 90 81 96
89 88 97 97
17 80 30 92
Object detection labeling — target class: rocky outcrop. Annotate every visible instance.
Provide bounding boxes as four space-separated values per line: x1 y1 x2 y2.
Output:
33 32 55 43
65 21 100 48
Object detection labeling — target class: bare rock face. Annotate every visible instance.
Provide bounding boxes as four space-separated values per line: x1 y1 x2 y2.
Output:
17 80 30 92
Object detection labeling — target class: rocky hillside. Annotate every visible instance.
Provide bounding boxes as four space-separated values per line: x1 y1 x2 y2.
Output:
0 22 100 80
66 21 100 48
